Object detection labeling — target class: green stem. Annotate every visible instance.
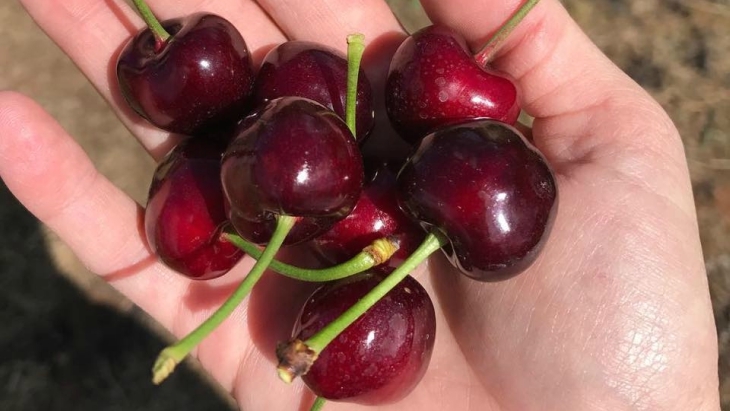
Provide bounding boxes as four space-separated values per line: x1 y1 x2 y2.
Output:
132 0 171 45
224 232 398 282
152 215 297 384
474 0 540 66
310 397 327 411
307 230 446 352
345 33 366 136
276 231 447 382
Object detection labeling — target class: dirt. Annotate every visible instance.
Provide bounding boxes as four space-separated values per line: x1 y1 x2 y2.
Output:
0 0 728 410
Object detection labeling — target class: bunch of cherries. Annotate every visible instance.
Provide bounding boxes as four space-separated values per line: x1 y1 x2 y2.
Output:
116 0 556 408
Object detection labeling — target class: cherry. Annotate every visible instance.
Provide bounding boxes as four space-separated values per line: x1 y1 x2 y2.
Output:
253 41 374 141
385 24 520 144
397 120 558 281
310 158 425 271
221 96 364 245
288 272 435 404
116 11 255 136
145 138 244 280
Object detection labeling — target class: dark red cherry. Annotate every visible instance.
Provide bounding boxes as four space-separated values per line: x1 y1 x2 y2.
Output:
116 13 255 136
145 138 244 279
385 25 520 144
311 158 425 270
221 97 364 245
253 41 374 142
398 120 557 281
294 272 435 404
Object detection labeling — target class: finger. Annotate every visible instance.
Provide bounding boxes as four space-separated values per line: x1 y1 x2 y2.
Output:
254 0 406 80
19 0 285 158
419 0 681 167
0 91 195 325
255 0 402 50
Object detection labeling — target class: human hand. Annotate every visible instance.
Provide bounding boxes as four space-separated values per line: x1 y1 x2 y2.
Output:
0 0 719 410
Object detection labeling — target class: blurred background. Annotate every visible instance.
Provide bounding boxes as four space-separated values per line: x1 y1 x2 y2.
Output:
0 0 728 409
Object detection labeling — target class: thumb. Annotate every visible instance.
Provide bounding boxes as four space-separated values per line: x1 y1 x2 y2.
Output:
419 0 681 166
418 0 693 217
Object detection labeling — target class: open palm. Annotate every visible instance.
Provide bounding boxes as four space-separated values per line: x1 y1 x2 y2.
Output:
0 0 719 410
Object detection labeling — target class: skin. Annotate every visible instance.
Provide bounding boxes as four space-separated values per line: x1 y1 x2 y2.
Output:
0 0 719 410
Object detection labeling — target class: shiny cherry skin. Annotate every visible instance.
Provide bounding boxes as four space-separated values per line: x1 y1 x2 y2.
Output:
221 97 364 245
385 25 520 144
311 158 425 271
116 13 255 136
398 120 558 281
294 272 436 404
253 41 374 142
145 138 244 280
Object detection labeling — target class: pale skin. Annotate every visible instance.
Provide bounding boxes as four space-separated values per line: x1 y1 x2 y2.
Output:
0 0 720 410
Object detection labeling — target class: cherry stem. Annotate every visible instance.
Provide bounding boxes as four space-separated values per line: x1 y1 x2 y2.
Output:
310 397 327 411
474 0 540 66
152 215 297 385
345 33 365 136
224 232 399 282
131 0 171 46
276 230 447 382
304 231 445 351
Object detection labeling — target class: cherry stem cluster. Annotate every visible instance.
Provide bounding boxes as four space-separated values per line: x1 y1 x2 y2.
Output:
131 0 171 45
474 0 540 66
151 215 297 385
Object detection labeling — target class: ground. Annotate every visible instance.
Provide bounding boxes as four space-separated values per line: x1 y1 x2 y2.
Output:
0 0 728 410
